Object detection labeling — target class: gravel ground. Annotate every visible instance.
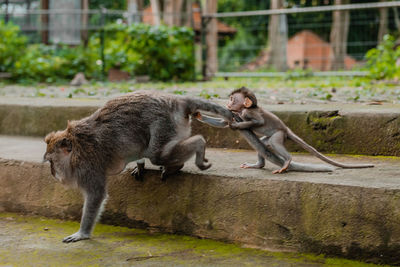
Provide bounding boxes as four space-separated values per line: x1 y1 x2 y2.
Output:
1 77 399 105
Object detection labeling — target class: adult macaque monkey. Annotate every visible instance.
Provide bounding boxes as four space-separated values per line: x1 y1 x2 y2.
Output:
43 91 232 243
196 87 374 173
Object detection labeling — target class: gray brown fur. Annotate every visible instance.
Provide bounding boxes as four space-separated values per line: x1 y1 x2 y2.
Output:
197 113 335 172
43 91 232 243
228 87 374 173
196 87 373 173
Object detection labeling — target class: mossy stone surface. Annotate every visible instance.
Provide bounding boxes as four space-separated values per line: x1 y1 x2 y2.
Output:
0 213 385 267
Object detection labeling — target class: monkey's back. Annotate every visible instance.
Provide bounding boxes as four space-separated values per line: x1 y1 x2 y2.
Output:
85 91 190 161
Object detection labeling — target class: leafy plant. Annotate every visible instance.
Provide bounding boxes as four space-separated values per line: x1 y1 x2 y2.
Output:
99 23 195 81
0 21 27 72
11 44 98 83
0 21 194 83
365 34 400 80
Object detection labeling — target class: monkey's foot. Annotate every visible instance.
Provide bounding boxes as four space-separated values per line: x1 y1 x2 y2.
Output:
62 232 90 243
197 162 212 171
131 166 145 181
272 168 288 174
161 164 184 181
240 162 264 169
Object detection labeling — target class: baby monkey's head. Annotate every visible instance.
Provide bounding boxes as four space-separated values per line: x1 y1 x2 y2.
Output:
227 87 258 112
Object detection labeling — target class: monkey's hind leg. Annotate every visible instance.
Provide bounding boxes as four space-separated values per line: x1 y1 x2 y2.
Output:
241 136 267 169
131 159 146 181
268 131 292 174
158 135 211 180
161 164 184 181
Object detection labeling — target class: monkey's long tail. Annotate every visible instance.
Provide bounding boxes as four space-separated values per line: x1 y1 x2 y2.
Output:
232 113 335 172
287 129 374 169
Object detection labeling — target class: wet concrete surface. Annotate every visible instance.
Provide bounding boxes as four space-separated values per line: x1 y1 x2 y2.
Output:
0 213 381 267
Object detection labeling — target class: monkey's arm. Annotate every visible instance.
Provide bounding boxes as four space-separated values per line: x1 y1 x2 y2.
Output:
194 112 229 128
230 111 264 130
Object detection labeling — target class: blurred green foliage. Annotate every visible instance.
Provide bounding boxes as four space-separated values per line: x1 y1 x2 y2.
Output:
365 34 400 80
0 21 194 83
0 21 27 72
100 23 194 81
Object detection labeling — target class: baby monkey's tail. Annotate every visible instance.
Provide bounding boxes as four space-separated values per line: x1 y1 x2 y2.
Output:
287 129 374 169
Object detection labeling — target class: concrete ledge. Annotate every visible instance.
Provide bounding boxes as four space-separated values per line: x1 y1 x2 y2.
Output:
0 97 399 156
0 136 400 265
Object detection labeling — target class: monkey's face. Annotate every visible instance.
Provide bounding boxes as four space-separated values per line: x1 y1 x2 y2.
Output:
44 131 73 183
227 93 246 112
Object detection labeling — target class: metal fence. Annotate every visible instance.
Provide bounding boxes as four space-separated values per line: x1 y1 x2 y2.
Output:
203 1 400 78
0 5 194 79
1 1 400 79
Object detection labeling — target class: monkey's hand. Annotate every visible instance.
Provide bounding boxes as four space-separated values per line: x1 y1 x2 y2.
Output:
229 121 240 130
63 231 90 243
193 112 202 120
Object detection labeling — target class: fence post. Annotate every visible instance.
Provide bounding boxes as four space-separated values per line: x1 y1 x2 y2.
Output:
4 0 9 23
200 16 210 81
188 1 196 81
100 7 106 80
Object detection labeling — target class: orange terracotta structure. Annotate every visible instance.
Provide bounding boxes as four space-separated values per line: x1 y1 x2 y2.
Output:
287 30 357 71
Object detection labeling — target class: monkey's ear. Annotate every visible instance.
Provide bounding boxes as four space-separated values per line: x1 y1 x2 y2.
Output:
60 138 72 153
243 97 253 108
44 132 55 144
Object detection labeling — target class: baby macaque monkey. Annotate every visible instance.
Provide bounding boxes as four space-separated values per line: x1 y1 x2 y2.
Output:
196 87 374 174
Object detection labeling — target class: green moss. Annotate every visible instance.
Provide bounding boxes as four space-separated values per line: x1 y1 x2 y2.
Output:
0 212 383 267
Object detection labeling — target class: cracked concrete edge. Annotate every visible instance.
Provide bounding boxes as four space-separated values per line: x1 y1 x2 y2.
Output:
1 160 400 265
0 103 399 156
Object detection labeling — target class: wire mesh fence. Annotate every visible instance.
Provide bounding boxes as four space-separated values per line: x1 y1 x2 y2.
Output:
205 1 400 77
0 3 195 81
1 1 400 80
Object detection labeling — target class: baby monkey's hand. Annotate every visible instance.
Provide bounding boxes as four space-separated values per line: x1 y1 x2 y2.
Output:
229 121 240 130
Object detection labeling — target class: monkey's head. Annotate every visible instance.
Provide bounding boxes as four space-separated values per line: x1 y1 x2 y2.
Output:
44 123 75 183
227 87 257 112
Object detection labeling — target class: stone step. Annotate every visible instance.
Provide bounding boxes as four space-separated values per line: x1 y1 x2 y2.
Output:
0 135 399 265
0 97 399 156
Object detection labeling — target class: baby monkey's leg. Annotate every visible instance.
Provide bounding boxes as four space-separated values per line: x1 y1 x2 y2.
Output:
241 136 268 169
268 131 292 174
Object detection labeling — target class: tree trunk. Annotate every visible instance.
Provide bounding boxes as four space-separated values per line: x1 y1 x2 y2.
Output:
150 0 161 26
378 0 388 43
164 0 174 26
267 0 288 71
204 0 218 78
127 0 143 24
164 0 184 26
174 0 184 26
185 0 193 27
81 0 89 46
330 0 350 71
41 0 49 44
